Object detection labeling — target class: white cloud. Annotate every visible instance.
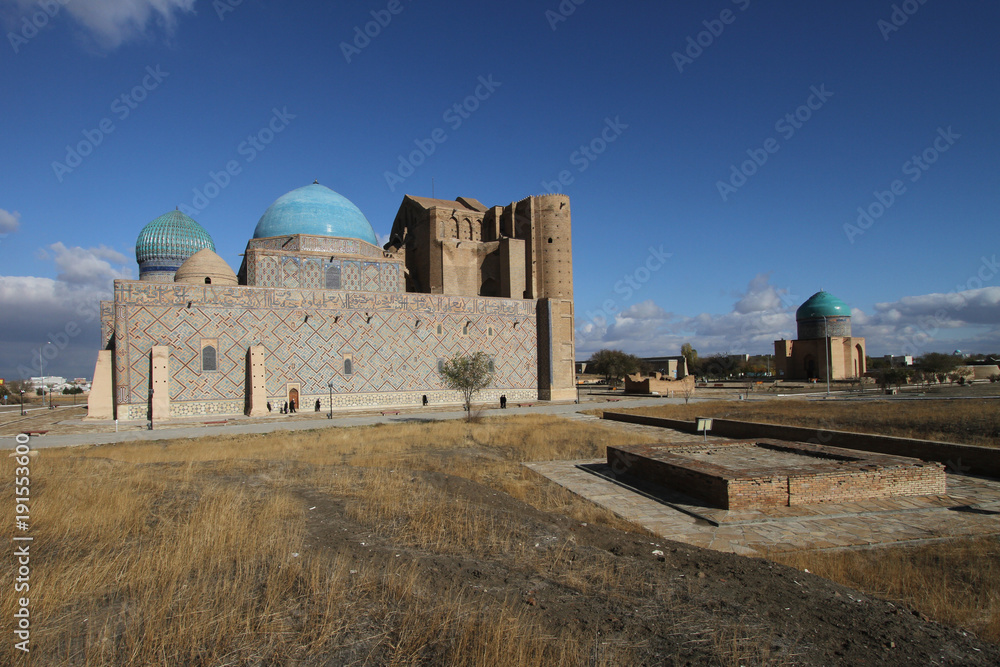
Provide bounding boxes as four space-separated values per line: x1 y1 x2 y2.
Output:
0 244 131 379
577 272 1000 362
851 286 1000 356
5 0 196 49
577 273 797 358
620 300 670 321
0 208 20 233
870 288 1000 327
733 272 792 314
48 242 132 289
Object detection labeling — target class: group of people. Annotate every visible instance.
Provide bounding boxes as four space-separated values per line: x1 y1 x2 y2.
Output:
265 394 511 414
266 400 296 414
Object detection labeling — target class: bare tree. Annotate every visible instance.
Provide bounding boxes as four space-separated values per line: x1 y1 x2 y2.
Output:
678 383 695 405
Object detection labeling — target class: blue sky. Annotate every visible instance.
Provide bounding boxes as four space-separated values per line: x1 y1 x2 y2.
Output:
1 0 998 380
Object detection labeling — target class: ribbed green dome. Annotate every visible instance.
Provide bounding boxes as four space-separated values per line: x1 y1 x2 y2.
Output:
796 291 850 320
136 210 216 281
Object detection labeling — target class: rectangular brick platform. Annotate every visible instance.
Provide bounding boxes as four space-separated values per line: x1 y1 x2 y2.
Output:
607 440 946 510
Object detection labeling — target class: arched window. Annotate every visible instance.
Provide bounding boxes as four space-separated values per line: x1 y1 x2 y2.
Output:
202 345 217 372
344 358 353 375
205 277 212 284
326 262 342 289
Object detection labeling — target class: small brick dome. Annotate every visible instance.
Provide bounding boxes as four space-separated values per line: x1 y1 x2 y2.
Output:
174 248 238 286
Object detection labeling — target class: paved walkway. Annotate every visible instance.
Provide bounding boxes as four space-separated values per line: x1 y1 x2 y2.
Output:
526 459 1000 554
0 396 670 449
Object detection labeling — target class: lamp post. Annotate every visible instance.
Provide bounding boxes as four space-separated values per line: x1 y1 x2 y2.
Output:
327 380 334 419
19 390 24 416
823 318 831 396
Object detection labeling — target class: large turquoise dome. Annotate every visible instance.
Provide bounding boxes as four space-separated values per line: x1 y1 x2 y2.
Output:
796 291 850 320
136 210 216 282
252 183 378 245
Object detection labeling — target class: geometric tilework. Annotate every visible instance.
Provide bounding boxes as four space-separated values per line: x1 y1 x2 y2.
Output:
111 281 539 412
246 234 384 258
100 301 114 348
118 386 539 420
246 253 402 292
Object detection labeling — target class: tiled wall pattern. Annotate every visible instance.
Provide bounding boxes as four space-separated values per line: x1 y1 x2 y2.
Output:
246 254 402 292
111 281 538 416
246 235 385 258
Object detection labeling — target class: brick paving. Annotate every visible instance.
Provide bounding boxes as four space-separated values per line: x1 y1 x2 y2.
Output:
526 459 1000 554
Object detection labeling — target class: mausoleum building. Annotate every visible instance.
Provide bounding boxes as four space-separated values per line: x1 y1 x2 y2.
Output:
773 291 866 381
87 184 576 421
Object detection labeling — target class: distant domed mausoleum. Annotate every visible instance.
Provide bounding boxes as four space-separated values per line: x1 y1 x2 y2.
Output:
773 291 866 381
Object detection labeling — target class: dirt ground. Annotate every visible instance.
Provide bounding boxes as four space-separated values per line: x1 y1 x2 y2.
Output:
283 463 999 665
7 414 1000 665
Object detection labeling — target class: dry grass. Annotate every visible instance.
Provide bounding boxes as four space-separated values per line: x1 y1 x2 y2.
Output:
0 415 659 666
604 398 1000 448
769 538 1000 643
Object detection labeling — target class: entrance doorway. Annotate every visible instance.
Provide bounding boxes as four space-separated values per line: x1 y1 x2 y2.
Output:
804 355 817 379
288 387 299 412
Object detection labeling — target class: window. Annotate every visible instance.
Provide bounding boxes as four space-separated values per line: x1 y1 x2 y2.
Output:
488 358 495 373
437 359 444 372
436 323 443 335
326 262 342 289
202 345 217 371
344 356 353 375
462 321 471 336
205 277 212 284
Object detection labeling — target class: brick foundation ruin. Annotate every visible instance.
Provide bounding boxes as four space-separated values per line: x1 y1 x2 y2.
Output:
607 440 946 510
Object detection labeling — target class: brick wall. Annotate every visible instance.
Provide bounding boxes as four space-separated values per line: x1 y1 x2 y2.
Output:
603 412 1000 478
607 440 948 510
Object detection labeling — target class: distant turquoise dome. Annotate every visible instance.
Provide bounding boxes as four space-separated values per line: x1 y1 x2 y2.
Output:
252 183 378 245
796 291 850 320
136 210 216 282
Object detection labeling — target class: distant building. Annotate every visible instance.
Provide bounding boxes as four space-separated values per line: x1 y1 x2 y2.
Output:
884 355 914 367
639 356 689 379
624 372 695 395
774 291 866 381
29 376 66 389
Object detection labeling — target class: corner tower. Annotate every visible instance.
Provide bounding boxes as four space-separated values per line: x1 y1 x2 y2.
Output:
531 194 573 300
525 194 575 401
